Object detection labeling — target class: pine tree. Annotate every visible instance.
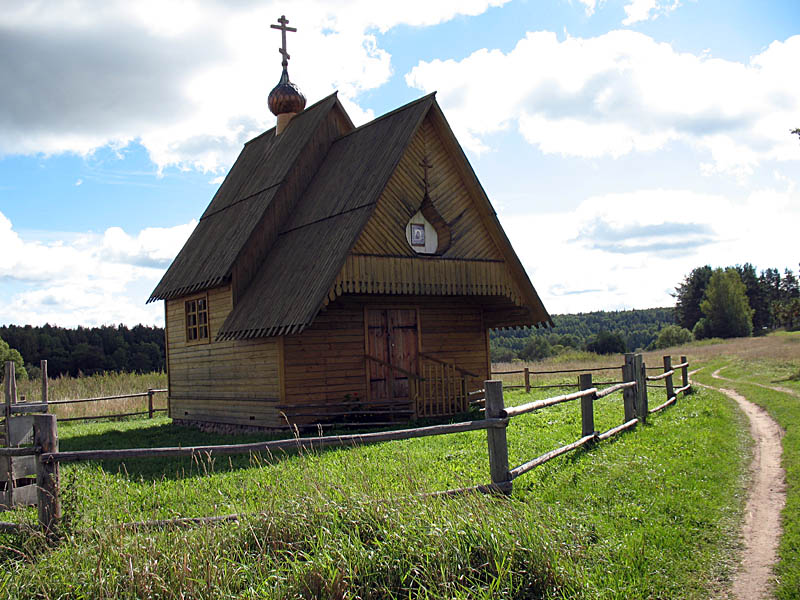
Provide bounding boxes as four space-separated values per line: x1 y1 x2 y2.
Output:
674 266 713 330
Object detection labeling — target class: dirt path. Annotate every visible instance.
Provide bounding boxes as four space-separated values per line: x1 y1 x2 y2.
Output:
708 368 786 599
713 366 800 400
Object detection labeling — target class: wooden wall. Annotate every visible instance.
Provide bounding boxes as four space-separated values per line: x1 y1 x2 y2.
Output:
281 301 368 425
167 291 489 428
281 297 489 425
166 285 283 427
419 302 489 390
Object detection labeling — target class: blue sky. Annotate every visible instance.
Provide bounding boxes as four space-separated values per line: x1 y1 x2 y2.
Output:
1 0 798 327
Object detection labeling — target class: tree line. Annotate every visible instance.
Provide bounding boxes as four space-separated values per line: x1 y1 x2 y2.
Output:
0 324 166 380
675 263 800 337
490 307 676 362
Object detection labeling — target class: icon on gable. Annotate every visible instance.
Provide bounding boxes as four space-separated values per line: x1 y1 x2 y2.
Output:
410 223 425 247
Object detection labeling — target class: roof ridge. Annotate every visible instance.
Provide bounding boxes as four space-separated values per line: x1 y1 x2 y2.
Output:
334 92 436 141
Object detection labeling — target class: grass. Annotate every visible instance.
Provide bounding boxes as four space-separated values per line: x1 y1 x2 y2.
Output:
692 340 800 600
0 369 750 599
13 371 168 420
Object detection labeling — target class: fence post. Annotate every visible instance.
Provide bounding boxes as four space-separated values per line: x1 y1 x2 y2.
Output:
485 380 511 493
636 354 648 423
622 354 636 422
34 414 61 541
579 373 596 438
681 355 690 393
524 367 530 394
663 356 675 401
147 389 155 419
6 361 16 405
41 360 49 406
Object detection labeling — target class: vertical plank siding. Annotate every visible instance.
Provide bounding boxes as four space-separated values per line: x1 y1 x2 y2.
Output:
167 285 283 427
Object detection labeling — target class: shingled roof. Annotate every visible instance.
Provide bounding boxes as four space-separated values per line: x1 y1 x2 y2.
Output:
148 93 346 302
216 94 434 339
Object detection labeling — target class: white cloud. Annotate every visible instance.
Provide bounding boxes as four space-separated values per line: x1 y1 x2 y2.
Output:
622 0 656 24
621 0 680 25
0 0 509 173
0 211 195 327
504 187 800 313
574 0 603 17
406 30 800 177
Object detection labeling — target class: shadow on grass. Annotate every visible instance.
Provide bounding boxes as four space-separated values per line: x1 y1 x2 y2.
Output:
57 414 474 482
58 421 374 482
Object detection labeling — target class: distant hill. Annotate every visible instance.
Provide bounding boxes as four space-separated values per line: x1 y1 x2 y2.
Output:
490 307 675 361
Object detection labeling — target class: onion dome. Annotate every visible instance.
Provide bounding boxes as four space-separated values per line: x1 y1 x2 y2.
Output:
268 68 306 116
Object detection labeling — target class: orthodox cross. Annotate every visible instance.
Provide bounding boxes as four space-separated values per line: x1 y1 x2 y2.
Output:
420 156 433 197
270 15 297 68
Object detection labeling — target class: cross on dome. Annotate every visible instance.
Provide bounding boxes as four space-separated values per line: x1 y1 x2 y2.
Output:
267 14 306 125
270 15 297 68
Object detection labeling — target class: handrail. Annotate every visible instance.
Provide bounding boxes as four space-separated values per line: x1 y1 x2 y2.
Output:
419 353 479 377
364 355 423 380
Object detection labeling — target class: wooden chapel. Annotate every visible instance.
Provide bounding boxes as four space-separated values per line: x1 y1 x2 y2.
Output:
149 16 552 430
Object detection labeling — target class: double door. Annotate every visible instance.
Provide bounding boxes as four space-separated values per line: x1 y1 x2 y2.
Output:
366 308 418 405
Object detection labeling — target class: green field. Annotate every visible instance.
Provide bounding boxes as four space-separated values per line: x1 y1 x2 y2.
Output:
3 333 799 598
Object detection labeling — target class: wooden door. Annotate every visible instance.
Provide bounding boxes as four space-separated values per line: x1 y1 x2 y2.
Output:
366 309 418 403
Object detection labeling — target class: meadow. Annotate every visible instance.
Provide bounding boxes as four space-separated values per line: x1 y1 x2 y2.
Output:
14 371 168 420
2 333 799 598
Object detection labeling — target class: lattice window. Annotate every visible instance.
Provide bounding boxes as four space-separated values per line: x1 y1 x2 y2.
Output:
185 296 209 342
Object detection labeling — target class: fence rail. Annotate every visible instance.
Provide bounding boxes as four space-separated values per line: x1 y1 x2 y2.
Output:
2 353 692 538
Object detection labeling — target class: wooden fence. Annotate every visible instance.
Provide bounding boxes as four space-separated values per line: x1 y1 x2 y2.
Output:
5 360 168 422
0 353 691 539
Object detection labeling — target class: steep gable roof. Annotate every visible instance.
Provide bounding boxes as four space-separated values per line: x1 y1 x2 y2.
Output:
153 92 551 339
216 94 435 339
148 93 348 302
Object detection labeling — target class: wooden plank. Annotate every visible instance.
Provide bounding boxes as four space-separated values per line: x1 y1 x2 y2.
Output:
8 416 34 446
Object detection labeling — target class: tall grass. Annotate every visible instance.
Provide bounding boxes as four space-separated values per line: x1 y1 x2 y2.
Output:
13 371 167 420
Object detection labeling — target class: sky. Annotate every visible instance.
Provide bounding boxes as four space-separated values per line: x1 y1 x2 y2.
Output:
1 0 799 328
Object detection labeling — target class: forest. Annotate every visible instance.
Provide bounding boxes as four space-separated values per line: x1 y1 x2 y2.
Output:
0 323 165 379
490 307 675 362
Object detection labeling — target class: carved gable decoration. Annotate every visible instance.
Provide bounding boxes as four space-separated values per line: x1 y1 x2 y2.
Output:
405 184 451 255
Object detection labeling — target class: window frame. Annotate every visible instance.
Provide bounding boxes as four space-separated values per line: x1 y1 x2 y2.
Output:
185 293 210 344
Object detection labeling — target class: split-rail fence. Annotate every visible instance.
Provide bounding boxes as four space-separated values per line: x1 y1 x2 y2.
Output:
0 353 691 539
